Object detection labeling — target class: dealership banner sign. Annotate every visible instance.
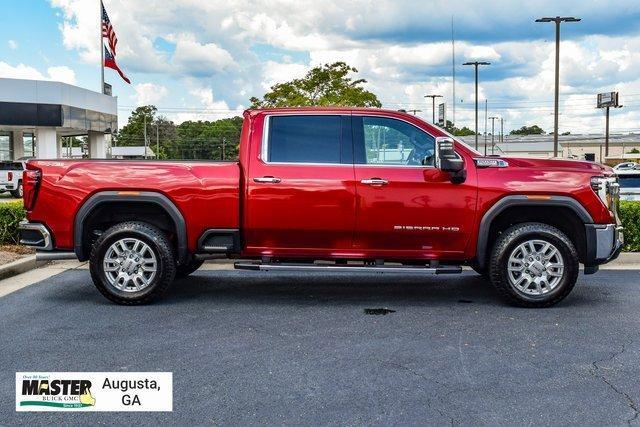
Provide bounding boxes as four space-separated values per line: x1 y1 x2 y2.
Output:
16 372 172 412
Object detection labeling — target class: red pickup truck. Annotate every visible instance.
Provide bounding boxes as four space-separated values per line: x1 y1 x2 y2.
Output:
19 107 623 307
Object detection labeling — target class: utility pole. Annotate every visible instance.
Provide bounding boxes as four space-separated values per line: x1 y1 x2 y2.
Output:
143 114 148 160
604 105 624 157
500 117 504 143
451 15 456 126
536 16 581 157
489 116 498 155
155 123 159 160
462 61 491 150
222 137 226 160
484 99 488 155
99 0 104 94
424 95 442 124
406 109 423 116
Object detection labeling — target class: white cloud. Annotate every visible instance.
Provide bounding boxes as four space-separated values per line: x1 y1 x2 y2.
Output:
46 0 640 134
7 40 18 50
133 82 168 106
0 62 76 84
169 34 236 76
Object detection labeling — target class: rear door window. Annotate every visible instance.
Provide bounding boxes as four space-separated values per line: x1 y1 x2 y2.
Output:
267 115 348 164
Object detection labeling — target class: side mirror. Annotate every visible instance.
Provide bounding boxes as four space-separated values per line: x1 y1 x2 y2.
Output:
436 137 464 173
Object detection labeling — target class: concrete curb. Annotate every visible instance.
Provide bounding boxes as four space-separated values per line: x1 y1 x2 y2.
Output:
0 255 37 281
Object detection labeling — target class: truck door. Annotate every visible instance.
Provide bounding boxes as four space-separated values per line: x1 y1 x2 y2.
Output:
352 115 477 259
244 114 356 255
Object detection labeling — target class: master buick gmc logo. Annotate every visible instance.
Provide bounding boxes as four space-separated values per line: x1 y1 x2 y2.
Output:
19 377 96 409
394 225 460 232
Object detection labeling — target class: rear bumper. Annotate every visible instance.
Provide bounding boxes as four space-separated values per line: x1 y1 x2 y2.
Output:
0 182 15 191
584 223 624 267
18 220 53 250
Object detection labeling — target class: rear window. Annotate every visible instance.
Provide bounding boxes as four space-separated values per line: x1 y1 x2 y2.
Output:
618 175 640 188
267 115 342 164
0 162 23 171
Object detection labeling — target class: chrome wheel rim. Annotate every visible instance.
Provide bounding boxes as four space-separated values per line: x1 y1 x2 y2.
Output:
507 239 564 296
103 238 157 292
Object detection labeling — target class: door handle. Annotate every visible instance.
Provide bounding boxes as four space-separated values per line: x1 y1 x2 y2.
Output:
253 176 281 183
361 178 389 186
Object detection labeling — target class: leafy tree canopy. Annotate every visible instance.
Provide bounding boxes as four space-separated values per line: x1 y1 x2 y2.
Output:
443 120 477 136
510 125 545 135
250 62 381 108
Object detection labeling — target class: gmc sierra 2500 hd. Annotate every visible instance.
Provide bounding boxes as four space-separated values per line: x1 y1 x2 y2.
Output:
19 108 623 307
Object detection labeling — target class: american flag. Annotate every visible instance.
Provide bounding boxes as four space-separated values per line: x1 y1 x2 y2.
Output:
104 45 130 84
101 1 117 56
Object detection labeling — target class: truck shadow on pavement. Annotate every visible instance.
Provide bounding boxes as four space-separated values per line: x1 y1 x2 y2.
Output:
150 270 602 308
39 270 608 308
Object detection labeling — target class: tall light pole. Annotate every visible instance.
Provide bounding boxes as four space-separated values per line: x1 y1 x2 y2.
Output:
536 16 581 157
489 116 499 155
424 95 443 124
463 61 490 150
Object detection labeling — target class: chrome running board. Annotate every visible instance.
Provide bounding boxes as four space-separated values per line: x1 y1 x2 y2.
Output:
234 262 461 275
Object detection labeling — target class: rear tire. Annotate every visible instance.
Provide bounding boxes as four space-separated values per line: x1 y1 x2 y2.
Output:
10 181 21 198
175 258 204 278
489 222 579 308
89 221 176 305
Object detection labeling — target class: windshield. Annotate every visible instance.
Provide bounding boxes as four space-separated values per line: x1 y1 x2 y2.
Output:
0 162 23 170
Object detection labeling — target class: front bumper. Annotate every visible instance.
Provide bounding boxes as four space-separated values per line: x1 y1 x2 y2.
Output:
584 223 624 268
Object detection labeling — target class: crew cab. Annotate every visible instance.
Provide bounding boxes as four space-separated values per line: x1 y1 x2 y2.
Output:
19 108 623 307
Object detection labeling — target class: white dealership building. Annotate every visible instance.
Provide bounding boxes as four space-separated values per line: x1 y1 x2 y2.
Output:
0 78 117 161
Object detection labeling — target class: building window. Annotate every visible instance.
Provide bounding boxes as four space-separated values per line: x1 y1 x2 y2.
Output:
23 133 35 158
0 132 12 161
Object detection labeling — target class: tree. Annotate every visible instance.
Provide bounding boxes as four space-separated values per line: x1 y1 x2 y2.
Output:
444 120 477 136
250 62 381 108
510 125 545 135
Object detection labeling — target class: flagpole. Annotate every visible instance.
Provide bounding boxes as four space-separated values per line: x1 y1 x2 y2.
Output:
100 0 104 94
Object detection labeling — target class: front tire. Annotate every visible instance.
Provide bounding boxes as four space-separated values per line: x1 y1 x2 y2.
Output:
489 222 579 308
89 221 176 305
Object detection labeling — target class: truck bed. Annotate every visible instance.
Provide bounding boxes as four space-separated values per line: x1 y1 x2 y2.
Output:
26 159 240 252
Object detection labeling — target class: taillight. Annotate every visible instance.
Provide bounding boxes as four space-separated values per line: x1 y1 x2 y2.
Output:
23 169 41 210
7 171 12 181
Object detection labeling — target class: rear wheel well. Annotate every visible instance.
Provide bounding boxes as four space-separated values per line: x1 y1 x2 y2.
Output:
81 202 178 259
485 206 586 265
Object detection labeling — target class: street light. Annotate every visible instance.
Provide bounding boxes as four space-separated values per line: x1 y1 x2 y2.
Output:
489 116 499 155
424 95 443 124
536 16 581 157
462 61 491 150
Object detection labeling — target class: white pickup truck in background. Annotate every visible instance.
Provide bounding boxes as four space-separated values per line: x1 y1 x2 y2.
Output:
0 161 25 198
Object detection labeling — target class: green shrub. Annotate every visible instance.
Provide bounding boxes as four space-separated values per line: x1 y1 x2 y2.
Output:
0 201 25 245
620 201 640 252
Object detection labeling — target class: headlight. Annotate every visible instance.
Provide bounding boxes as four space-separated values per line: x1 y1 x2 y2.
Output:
591 176 619 212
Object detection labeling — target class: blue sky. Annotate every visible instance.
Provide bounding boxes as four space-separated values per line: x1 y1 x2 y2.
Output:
1 0 640 134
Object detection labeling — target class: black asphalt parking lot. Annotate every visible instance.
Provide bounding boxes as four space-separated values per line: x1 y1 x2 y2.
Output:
1 268 640 425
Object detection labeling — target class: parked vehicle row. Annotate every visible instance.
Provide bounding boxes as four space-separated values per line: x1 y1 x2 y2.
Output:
19 108 623 307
